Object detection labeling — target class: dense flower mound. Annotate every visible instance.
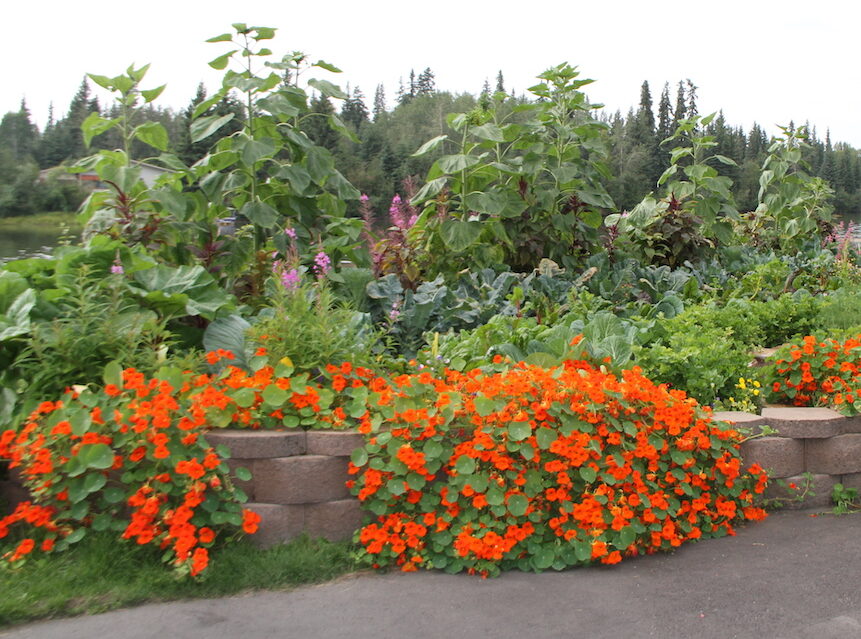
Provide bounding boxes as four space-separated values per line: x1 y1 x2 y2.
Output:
348 359 768 576
769 335 861 415
0 364 264 576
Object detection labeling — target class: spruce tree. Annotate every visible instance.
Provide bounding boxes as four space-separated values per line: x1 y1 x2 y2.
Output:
416 68 436 96
495 70 505 94
342 86 369 129
672 80 686 129
372 84 386 121
657 82 672 142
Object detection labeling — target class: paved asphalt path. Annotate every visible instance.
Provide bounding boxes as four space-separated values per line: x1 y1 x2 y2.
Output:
3 510 861 639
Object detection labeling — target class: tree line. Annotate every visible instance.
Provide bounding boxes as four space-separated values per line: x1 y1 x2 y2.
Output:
1 71 859 222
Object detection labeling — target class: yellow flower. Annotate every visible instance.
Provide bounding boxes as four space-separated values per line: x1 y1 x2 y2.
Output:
753 380 761 388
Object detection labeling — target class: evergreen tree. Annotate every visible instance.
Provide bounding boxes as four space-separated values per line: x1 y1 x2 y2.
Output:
304 95 339 151
819 129 835 183
372 84 387 121
672 80 686 129
342 86 370 129
416 68 436 96
495 70 505 94
175 84 243 165
657 82 672 142
0 100 39 160
632 81 655 146
685 79 698 122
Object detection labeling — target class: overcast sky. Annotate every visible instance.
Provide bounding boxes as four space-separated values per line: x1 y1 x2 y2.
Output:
5 0 861 146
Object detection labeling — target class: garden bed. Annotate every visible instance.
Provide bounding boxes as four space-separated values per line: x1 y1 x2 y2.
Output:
6 406 858 545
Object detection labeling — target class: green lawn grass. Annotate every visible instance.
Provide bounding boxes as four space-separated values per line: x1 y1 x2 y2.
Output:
0 211 82 232
0 533 358 628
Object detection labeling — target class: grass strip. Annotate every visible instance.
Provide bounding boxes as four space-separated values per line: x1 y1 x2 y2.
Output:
0 532 357 628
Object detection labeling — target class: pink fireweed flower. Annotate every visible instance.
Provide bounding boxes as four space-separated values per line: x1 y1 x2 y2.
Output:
110 253 124 274
280 268 301 290
313 251 331 277
284 227 297 239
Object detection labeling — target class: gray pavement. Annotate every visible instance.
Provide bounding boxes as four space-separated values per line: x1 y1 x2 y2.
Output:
3 509 861 639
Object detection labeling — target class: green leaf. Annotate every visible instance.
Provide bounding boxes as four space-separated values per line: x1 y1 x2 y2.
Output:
190 113 235 143
78 444 115 470
507 493 528 517
437 154 480 174
617 526 636 549
208 51 237 70
141 85 166 103
387 479 406 496
536 427 556 450
473 395 496 417
233 388 256 408
532 547 554 570
235 466 252 481
440 219 483 252
713 154 737 166
203 315 251 370
87 74 114 91
241 200 280 229
307 78 347 100
206 33 234 43
412 135 448 157
508 421 531 441
351 448 368 466
102 486 126 504
84 473 107 494
455 455 476 475
262 385 288 407
81 112 118 147
313 60 342 73
240 137 276 166
252 27 276 40
410 177 448 204
579 466 597 483
65 529 87 545
470 123 505 142
103 360 123 388
134 122 169 151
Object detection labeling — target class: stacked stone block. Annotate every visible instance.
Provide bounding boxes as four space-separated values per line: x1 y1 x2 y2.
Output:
204 429 365 547
714 406 861 509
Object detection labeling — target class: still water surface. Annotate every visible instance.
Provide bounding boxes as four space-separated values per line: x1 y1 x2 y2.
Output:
0 225 79 263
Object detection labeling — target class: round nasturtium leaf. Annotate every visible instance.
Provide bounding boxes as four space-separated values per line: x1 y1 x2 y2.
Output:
508 421 532 441
507 493 529 517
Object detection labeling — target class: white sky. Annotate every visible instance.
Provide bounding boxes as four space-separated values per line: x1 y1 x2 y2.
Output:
4 0 861 147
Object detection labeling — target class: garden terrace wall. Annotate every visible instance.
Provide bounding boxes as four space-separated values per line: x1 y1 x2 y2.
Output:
714 407 861 509
203 429 365 547
4 410 860 537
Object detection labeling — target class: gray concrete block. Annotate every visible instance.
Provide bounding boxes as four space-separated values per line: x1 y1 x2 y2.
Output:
805 434 861 475
304 499 365 541
243 502 305 548
764 473 838 509
739 436 804 478
253 455 351 504
306 430 365 457
204 429 306 459
760 407 845 439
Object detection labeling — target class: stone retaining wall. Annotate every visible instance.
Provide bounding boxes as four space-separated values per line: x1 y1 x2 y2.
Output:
714 407 861 509
202 429 365 547
3 407 859 545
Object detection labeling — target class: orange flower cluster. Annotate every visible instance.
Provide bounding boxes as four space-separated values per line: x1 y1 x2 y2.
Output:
769 335 861 414
348 358 769 576
0 365 262 577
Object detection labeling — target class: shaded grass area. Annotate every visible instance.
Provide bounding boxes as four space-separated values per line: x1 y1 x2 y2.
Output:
0 211 82 232
0 532 357 629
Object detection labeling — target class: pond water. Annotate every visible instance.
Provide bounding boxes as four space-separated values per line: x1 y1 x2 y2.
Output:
0 225 79 264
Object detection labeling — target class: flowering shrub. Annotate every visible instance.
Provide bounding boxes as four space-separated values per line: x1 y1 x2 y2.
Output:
347 359 768 576
0 361 278 576
768 334 861 415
